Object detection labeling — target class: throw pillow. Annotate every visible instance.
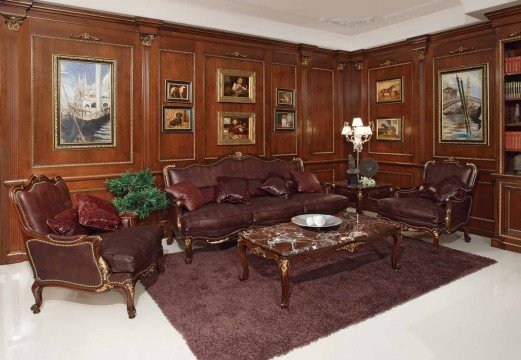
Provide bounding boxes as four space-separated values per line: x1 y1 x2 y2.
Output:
198 185 217 203
260 174 293 199
418 182 436 200
434 175 470 204
248 178 270 197
46 206 88 236
75 194 123 231
290 170 323 193
165 182 209 211
216 177 250 204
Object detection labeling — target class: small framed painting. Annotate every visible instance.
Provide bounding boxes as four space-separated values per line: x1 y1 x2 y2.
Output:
376 77 403 103
217 69 256 103
217 112 256 145
274 110 296 131
276 88 295 107
162 106 193 133
166 80 192 102
376 117 403 141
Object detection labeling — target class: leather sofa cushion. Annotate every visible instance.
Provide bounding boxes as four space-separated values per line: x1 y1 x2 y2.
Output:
75 194 123 231
99 224 163 273
165 181 208 211
46 206 88 236
297 193 349 214
377 197 445 224
216 176 251 204
242 196 306 225
181 203 253 238
291 170 323 193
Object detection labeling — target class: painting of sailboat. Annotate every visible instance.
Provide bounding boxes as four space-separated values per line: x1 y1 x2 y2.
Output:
54 56 115 149
438 64 488 144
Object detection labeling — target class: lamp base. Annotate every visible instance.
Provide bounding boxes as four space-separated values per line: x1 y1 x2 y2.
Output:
347 173 359 186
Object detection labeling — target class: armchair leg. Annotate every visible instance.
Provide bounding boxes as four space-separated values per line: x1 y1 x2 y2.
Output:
464 227 471 243
184 238 193 264
121 282 136 319
432 230 440 254
30 281 43 314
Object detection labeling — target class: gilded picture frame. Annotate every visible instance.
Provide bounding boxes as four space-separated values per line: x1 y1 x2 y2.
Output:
276 88 295 107
53 55 116 149
217 112 256 145
165 80 192 102
217 69 256 103
376 77 403 103
438 64 488 144
376 117 403 141
162 106 193 133
274 110 296 131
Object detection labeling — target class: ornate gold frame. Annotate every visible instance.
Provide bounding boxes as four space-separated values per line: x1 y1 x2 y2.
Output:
217 69 256 103
375 116 403 141
375 76 404 103
217 112 256 145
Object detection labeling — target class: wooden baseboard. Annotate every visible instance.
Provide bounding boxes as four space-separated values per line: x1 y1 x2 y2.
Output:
491 238 521 254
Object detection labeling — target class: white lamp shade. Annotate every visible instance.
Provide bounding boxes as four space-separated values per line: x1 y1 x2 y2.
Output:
341 123 352 135
356 125 373 136
352 117 363 127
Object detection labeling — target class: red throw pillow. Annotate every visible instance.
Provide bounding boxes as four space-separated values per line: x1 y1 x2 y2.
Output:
75 194 123 231
260 174 293 199
291 170 323 193
199 185 217 203
165 182 209 211
216 177 250 204
46 206 88 236
418 182 436 200
248 178 270 197
433 175 470 204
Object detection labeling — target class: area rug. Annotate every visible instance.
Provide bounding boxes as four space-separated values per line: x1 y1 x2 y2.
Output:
142 237 495 360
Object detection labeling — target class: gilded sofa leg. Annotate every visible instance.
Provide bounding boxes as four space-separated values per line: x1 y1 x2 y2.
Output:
432 230 440 254
30 281 43 314
464 226 471 243
184 238 193 264
121 282 136 319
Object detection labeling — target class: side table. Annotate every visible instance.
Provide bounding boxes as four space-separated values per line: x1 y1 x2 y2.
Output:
333 181 391 214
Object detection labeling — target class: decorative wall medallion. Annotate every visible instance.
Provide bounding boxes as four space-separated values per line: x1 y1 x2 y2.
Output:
226 51 247 58
379 59 398 67
3 15 24 31
337 62 346 71
301 56 311 66
448 46 475 55
413 48 426 61
69 33 101 41
355 61 364 70
140 34 155 46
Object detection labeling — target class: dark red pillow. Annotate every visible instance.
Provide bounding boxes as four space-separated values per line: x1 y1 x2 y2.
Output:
216 177 250 204
434 175 470 204
248 179 270 197
75 194 122 231
260 174 293 199
199 185 217 203
291 170 323 193
165 182 209 211
46 206 88 236
418 182 436 200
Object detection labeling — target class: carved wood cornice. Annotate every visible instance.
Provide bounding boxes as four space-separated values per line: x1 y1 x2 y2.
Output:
140 33 155 46
379 59 398 67
225 51 247 58
337 62 345 71
448 45 475 55
412 48 426 61
509 31 521 38
301 56 311 66
2 14 24 31
69 32 101 41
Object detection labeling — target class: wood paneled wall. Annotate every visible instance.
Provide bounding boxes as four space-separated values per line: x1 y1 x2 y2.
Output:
2 1 520 264
0 1 346 264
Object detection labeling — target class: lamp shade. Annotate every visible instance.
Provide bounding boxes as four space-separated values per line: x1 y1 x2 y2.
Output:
341 122 352 135
356 125 373 136
352 117 363 127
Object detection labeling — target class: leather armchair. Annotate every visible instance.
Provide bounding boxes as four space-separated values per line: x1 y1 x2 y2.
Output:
9 175 165 318
376 158 477 252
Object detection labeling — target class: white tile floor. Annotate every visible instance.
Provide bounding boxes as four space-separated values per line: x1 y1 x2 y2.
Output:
1 227 521 360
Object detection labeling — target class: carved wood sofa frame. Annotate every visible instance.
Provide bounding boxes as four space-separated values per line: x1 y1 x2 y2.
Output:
9 175 165 318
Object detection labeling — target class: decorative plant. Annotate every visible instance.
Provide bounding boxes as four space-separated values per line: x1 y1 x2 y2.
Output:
106 169 169 219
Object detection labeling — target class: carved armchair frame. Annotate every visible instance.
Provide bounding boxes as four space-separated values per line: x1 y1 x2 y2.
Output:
9 175 164 318
163 152 331 264
378 158 478 252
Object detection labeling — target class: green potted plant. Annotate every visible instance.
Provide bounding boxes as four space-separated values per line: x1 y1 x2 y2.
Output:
106 170 170 228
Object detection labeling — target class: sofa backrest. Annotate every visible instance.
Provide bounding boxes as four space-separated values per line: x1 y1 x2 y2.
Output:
423 158 477 188
163 153 304 188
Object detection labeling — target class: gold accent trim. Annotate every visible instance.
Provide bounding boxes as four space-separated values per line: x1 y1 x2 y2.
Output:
140 34 155 46
217 112 256 145
355 61 363 70
379 59 398 67
279 258 290 275
3 15 24 31
469 215 494 223
338 241 366 253
158 49 196 162
225 51 247 58
70 33 101 41
413 48 425 61
301 56 311 66
509 31 521 38
449 46 475 55
337 62 345 71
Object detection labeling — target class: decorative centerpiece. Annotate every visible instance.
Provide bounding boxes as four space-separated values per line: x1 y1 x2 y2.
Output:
359 158 379 179
106 169 170 219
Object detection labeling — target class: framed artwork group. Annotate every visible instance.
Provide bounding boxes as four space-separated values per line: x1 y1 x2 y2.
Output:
373 76 404 142
162 78 194 134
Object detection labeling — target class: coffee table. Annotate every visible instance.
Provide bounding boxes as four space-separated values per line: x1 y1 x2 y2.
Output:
237 212 402 309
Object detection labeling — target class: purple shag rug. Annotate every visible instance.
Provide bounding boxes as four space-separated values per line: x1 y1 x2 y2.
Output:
142 237 495 360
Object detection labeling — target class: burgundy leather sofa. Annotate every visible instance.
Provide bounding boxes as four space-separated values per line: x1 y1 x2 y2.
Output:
163 152 349 263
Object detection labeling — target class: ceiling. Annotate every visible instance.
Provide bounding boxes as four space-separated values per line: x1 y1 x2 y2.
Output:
45 0 521 50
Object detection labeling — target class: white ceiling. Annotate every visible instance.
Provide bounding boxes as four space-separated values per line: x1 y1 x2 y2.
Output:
45 0 521 50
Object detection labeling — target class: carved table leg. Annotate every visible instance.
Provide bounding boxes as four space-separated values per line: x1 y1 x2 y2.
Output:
30 281 43 314
237 239 249 281
391 231 402 270
184 238 193 264
278 258 292 309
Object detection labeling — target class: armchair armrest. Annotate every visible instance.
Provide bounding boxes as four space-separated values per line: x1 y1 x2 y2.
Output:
26 234 108 289
444 194 473 232
166 196 184 238
120 211 138 228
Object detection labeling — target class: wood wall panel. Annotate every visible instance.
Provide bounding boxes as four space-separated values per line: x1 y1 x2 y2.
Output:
310 67 335 155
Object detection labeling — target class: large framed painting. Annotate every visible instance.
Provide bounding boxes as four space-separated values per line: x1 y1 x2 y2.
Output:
217 69 256 103
217 112 256 145
376 77 403 103
165 80 192 102
438 64 488 144
54 55 116 149
274 110 296 131
376 117 403 141
162 106 193 133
